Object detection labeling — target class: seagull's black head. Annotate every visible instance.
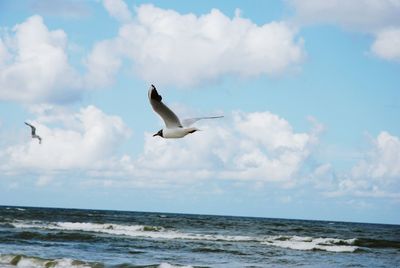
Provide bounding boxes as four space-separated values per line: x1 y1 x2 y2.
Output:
153 129 163 137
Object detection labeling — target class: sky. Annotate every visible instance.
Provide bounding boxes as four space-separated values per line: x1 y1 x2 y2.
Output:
0 0 399 225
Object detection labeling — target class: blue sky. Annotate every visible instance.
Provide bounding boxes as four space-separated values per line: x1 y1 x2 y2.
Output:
0 0 399 224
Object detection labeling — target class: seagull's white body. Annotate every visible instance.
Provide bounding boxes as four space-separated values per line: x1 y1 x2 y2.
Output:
148 85 223 139
162 126 198 139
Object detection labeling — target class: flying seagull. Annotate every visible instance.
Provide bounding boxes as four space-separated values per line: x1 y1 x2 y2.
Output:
148 85 223 139
24 122 42 144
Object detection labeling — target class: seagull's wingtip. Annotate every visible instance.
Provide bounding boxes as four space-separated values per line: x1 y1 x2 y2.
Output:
149 85 162 102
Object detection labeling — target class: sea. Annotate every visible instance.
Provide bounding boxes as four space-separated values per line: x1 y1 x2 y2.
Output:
0 206 399 268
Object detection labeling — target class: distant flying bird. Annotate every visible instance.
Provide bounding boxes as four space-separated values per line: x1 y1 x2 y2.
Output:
148 85 223 139
24 122 42 144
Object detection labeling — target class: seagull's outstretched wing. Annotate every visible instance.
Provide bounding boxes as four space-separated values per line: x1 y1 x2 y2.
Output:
24 122 36 135
182 116 224 127
148 85 182 128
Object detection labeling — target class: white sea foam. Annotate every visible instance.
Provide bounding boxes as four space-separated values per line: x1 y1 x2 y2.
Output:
11 221 255 242
11 221 359 252
0 254 92 268
159 263 193 268
0 254 192 268
0 255 14 265
262 235 358 252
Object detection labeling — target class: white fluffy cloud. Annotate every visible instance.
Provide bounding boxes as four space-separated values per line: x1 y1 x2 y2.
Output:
103 0 132 23
0 39 10 68
83 39 122 88
128 111 319 187
97 4 305 87
0 15 82 103
234 112 310 151
11 108 397 201
322 132 400 199
371 28 400 61
0 108 319 189
0 13 127 105
288 0 400 62
352 131 400 180
0 105 131 172
0 3 306 104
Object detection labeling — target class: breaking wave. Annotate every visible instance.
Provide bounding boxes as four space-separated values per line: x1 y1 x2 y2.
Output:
262 235 358 252
0 254 100 268
11 221 255 242
0 254 194 268
12 220 389 253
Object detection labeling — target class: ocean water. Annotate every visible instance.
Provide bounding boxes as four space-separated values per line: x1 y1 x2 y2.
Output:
0 206 399 267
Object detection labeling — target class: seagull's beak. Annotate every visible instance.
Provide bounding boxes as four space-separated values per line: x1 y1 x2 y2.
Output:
153 130 161 137
153 129 163 137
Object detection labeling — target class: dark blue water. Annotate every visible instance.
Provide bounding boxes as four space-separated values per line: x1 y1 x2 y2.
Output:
0 206 399 267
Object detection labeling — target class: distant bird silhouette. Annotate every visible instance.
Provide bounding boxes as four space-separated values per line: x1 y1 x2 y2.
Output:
24 122 42 144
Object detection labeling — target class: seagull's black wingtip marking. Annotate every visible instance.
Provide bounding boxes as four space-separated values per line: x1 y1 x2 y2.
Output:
150 85 162 102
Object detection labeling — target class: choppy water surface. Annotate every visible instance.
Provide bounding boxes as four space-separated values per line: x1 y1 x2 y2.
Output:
0 206 399 267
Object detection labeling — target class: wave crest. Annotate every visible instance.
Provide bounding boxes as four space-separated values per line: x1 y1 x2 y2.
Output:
262 235 358 252
0 254 100 268
11 221 255 242
11 220 376 253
